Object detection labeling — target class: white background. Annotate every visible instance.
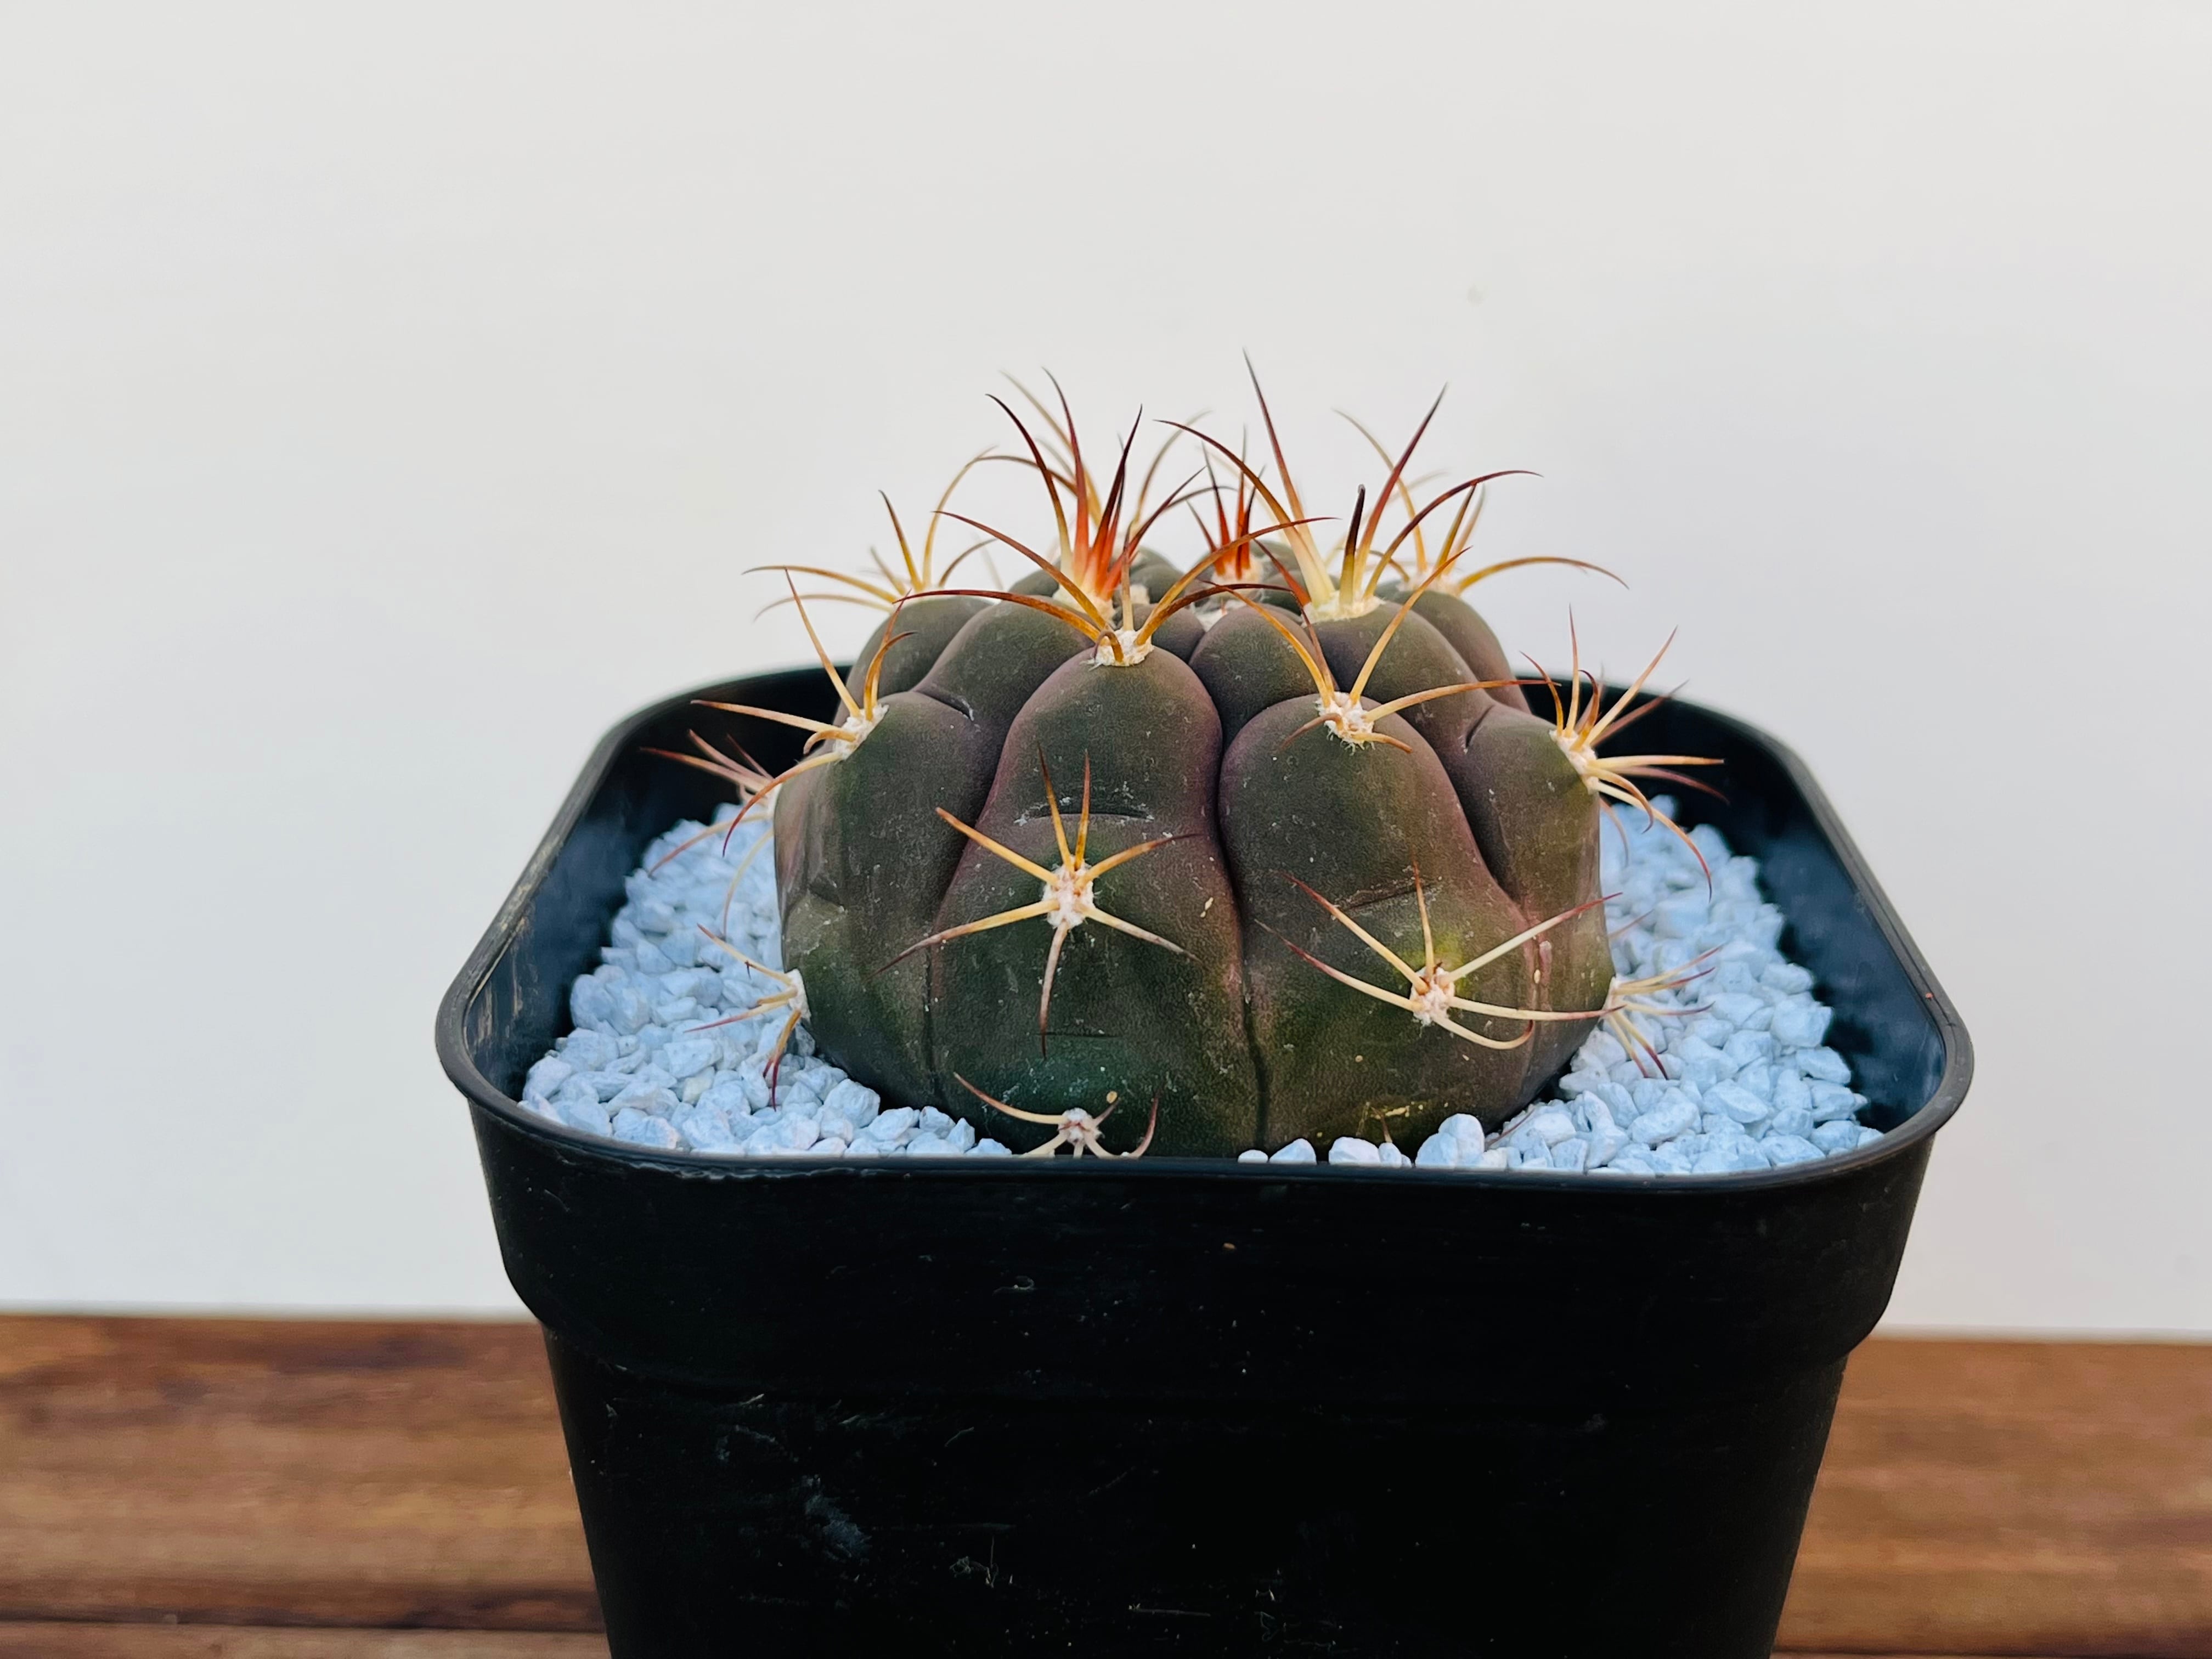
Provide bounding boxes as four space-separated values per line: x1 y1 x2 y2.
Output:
3 2 2205 1330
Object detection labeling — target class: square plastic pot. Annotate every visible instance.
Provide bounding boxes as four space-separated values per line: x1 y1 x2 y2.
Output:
436 667 1971 1658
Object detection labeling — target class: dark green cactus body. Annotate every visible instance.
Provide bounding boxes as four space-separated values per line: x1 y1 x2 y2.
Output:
1218 699 1532 1149
1304 605 1611 1085
778 600 1090 1105
775 586 1612 1154
775 692 972 1097
929 648 1257 1154
1447 705 1612 1080
1404 588 1530 713
1187 603 1321 741
846 595 989 701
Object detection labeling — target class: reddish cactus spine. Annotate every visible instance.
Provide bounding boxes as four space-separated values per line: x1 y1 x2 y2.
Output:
685 371 1717 1155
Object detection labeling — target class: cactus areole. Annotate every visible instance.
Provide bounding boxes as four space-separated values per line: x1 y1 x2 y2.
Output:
708 374 1717 1158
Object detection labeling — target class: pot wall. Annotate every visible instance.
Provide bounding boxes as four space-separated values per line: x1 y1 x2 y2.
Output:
439 672 1971 1657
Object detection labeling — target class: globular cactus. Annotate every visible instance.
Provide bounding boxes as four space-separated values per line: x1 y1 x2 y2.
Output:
719 374 1714 1156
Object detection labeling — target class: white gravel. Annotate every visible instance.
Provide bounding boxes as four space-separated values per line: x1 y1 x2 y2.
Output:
520 799 1876 1173
521 808 1012 1159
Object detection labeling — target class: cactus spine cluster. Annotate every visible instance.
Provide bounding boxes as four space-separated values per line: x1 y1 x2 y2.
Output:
697 373 1715 1157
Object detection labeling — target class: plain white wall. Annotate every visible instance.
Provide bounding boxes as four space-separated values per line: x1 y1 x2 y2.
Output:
2 1 2205 1329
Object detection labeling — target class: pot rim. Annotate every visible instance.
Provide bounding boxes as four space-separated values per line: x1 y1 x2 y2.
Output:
436 672 1972 1198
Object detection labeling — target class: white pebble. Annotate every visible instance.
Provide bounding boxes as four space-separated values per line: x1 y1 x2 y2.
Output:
1763 1133 1824 1166
1722 1030 1776 1069
1629 1098 1698 1146
1692 1143 1769 1174
524 1057 574 1101
611 1085 677 1119
820 1079 880 1127
1772 1070 1812 1118
1686 1013 1733 1047
1768 999 1832 1049
1582 1031 1629 1070
1669 1035 1730 1087
699 1076 749 1116
1809 1084 1864 1122
611 1108 681 1149
658 1037 717 1080
1731 1062 1775 1103
1522 1105 1578 1147
558 1027 614 1065
1414 1136 1457 1169
1810 1120 1864 1154
865 1107 918 1143
1706 1082 1771 1127
605 984 653 1035
569 978 616 1031
1768 1104 1815 1139
1708 992 1764 1029
551 1076 599 1113
558 1098 611 1136
1796 1047 1852 1084
1583 1101 1629 1167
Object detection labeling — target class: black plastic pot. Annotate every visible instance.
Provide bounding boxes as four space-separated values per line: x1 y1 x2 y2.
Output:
436 667 1971 1658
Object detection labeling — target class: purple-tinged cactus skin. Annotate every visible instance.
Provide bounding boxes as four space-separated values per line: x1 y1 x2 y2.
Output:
732 373 1717 1156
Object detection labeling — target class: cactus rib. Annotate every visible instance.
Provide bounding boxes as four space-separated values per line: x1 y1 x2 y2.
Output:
883 751 1187 1053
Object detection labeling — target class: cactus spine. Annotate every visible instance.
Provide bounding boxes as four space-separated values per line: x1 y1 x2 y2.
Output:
696 371 1716 1156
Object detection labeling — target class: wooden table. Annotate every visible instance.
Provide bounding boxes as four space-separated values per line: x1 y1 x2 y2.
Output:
1 1317 2205 1657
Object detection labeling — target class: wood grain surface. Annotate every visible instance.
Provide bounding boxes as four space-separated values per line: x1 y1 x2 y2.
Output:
1779 1336 2212 1658
2 1316 2206 1656
0 1317 595 1634
0 1629 607 1658
0 1640 1984 1659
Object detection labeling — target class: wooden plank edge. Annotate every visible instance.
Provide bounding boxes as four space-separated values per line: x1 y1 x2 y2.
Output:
0 1587 601 1635
0 1624 607 1657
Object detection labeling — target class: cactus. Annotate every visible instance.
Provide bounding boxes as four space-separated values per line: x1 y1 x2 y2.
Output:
703 374 1716 1156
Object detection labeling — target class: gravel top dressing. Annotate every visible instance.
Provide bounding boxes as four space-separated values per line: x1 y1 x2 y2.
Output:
520 798 1874 1173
